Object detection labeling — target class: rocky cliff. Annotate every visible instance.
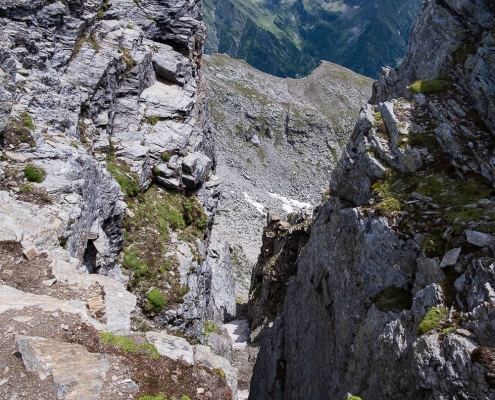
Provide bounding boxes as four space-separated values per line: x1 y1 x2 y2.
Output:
249 0 495 399
0 0 237 398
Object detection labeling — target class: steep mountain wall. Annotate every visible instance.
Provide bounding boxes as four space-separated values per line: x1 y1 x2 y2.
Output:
203 0 422 78
249 0 495 399
0 1 237 398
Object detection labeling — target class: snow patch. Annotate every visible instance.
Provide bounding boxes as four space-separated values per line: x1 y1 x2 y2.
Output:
268 192 312 214
223 319 250 351
243 192 266 215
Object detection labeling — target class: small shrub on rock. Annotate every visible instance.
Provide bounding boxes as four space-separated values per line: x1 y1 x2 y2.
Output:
147 288 166 313
161 151 170 162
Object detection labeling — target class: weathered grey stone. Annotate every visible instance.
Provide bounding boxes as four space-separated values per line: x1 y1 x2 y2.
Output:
145 331 194 365
151 43 192 85
440 248 461 268
465 230 495 247
194 344 237 399
16 336 110 400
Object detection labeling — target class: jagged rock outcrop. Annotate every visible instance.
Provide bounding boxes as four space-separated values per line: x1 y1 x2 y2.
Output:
249 1 495 399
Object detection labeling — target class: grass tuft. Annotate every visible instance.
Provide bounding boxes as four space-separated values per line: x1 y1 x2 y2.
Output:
161 151 170 162
147 288 167 313
408 79 451 94
147 115 159 126
120 47 137 71
106 158 140 197
22 112 34 131
24 164 46 183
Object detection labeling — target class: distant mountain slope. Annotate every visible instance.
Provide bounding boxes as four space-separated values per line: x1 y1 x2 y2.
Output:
203 0 423 78
203 53 372 293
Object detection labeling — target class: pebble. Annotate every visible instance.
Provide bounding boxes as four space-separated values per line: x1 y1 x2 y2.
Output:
60 324 69 331
0 378 9 386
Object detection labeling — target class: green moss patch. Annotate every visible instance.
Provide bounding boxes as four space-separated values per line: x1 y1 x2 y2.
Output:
100 332 160 359
214 368 226 378
139 342 160 359
373 286 412 313
203 320 222 336
100 332 137 352
408 79 451 94
417 307 448 335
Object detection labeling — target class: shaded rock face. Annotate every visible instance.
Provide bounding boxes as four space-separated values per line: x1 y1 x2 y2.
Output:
248 211 311 335
249 1 495 399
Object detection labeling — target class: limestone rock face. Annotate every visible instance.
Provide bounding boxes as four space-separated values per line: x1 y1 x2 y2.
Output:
249 1 495 399
16 335 111 400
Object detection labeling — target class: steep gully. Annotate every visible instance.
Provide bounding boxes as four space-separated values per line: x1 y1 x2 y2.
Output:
0 0 493 399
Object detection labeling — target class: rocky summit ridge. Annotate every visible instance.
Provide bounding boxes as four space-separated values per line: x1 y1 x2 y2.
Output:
249 0 495 399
